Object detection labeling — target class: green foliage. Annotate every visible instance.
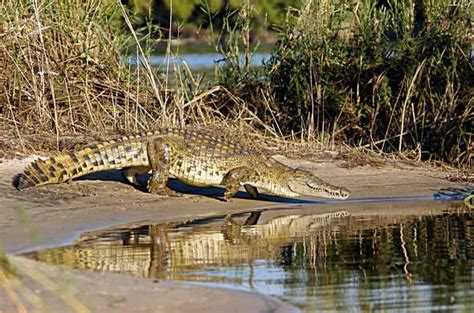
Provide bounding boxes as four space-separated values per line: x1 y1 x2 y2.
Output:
125 0 303 30
256 0 302 27
161 0 200 21
219 0 473 167
2 0 471 169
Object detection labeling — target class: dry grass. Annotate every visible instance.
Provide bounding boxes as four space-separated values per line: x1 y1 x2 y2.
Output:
0 0 280 156
0 0 471 173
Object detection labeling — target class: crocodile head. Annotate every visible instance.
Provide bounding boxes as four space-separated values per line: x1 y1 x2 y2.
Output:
286 169 350 200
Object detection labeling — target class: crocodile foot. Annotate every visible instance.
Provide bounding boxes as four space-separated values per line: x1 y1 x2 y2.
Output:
147 182 182 197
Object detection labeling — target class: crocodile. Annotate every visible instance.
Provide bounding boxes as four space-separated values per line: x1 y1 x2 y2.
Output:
13 128 350 201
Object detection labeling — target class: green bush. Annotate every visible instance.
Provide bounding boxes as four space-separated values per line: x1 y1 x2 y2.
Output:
220 0 473 167
125 0 302 31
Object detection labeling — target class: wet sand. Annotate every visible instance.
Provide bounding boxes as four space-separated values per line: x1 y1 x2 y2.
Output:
0 155 470 312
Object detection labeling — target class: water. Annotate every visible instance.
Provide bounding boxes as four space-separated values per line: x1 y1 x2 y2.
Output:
125 52 270 69
23 206 473 312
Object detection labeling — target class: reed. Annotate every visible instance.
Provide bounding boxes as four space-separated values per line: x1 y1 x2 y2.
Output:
0 0 267 153
217 0 473 168
0 0 471 169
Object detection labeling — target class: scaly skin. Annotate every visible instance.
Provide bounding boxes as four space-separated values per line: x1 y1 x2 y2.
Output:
13 128 350 201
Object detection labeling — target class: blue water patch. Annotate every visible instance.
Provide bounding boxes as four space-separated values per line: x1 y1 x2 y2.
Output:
433 187 473 200
124 52 270 69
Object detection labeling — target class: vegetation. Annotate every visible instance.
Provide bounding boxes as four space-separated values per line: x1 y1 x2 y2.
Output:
0 0 257 153
0 0 472 169
218 0 473 167
124 0 302 36
0 249 15 277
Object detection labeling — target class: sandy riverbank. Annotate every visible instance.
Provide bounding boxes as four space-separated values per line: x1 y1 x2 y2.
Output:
0 155 470 312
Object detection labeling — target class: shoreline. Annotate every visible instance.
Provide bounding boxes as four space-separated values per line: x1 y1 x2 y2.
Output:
1 155 471 312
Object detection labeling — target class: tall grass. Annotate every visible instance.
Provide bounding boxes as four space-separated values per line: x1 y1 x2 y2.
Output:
218 0 473 168
0 0 472 169
0 0 267 153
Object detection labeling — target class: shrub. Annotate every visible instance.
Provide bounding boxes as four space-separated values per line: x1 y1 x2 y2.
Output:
219 0 473 167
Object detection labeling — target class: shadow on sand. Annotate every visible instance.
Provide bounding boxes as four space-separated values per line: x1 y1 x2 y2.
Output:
76 170 322 204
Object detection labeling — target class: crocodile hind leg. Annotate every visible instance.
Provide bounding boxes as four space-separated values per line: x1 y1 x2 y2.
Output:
146 138 181 197
222 167 259 201
122 166 150 186
244 184 260 200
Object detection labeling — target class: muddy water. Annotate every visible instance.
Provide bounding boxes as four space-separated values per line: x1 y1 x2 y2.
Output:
23 204 473 312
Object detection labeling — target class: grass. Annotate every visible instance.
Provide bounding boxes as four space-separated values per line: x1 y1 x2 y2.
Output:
0 0 259 148
0 0 472 170
0 249 16 277
217 0 473 168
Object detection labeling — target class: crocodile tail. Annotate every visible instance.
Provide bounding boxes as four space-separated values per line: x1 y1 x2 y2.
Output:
13 136 147 190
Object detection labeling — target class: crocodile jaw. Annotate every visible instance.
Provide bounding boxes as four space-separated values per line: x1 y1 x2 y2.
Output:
286 170 350 200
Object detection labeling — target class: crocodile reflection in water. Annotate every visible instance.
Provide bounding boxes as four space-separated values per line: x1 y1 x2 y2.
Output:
22 206 473 312
24 210 350 278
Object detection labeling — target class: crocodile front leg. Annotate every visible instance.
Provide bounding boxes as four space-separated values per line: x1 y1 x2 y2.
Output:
222 167 259 201
146 138 181 197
